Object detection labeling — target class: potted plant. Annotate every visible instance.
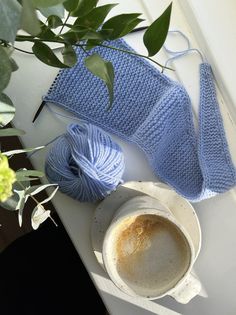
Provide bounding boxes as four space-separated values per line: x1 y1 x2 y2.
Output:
0 0 171 229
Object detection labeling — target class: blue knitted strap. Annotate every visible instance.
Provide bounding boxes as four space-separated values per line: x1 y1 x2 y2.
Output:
43 38 236 202
198 63 236 195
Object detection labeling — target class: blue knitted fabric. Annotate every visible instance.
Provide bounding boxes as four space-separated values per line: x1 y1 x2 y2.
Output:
43 38 236 202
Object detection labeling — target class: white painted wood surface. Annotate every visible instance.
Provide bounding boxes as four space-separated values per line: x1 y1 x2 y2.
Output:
6 1 236 314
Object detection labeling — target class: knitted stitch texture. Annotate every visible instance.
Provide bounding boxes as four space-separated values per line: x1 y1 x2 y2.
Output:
43 39 236 202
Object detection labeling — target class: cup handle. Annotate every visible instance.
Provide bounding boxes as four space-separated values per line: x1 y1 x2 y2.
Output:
169 272 202 304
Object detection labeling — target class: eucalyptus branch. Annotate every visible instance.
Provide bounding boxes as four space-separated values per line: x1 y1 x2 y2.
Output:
17 181 58 227
17 181 42 207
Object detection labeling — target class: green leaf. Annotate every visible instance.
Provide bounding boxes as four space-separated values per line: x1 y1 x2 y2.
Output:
39 4 64 18
117 17 143 38
72 0 98 17
74 4 117 30
82 31 104 40
102 13 142 39
60 29 86 44
62 44 77 67
143 3 172 56
85 39 103 50
16 170 44 182
0 46 12 92
4 146 44 157
0 93 15 126
0 0 21 42
38 23 56 40
47 15 63 28
20 0 41 36
62 27 110 46
0 128 25 137
32 0 66 8
63 0 78 11
85 53 114 106
32 41 69 68
64 0 97 16
71 28 105 41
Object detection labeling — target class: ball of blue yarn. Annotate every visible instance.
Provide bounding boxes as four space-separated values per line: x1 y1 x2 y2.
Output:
45 123 125 202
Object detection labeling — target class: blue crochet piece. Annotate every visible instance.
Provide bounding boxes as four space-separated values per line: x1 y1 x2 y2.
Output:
43 38 236 202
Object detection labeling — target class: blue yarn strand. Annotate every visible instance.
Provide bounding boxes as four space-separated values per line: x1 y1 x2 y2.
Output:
45 123 125 202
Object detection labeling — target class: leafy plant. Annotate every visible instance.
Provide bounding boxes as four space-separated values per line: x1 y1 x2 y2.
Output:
0 0 172 228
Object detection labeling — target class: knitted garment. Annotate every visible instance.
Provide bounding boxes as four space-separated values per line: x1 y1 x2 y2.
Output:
43 39 236 202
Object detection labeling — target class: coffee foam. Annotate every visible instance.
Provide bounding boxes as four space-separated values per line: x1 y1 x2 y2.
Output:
114 214 191 297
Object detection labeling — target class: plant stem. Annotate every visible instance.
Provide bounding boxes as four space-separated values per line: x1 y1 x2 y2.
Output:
17 181 42 206
59 11 71 35
98 43 165 68
49 214 58 227
13 46 34 54
15 35 64 44
14 35 172 70
77 42 172 71
80 45 89 56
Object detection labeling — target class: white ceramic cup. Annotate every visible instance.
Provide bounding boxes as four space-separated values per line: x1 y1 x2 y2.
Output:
102 195 201 303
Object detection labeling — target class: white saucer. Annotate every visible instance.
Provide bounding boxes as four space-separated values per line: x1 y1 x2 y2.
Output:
91 181 202 270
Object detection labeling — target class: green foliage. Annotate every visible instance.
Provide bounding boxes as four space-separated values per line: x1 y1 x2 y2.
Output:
143 3 172 56
74 4 117 30
15 169 44 181
47 15 63 28
62 44 77 66
63 0 97 16
0 0 172 108
102 13 142 39
32 41 69 67
85 53 114 105
0 156 58 229
0 0 21 42
20 0 41 36
0 46 12 92
70 0 98 17
62 0 78 12
0 0 172 228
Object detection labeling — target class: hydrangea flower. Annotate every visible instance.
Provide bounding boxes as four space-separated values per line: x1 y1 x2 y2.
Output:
0 154 16 202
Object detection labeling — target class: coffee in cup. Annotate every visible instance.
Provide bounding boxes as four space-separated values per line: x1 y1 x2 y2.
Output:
102 195 201 302
115 214 191 297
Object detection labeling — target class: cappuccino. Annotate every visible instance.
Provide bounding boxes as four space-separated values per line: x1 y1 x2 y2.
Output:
113 214 191 297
